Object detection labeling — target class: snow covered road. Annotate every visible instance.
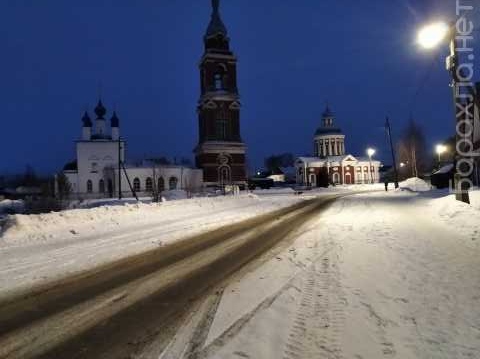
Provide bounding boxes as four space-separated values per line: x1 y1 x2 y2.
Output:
173 190 480 359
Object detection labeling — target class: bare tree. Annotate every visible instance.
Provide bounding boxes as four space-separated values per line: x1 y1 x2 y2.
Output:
397 119 428 178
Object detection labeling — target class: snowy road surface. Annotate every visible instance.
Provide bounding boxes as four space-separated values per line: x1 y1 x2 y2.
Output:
165 190 480 359
0 187 479 359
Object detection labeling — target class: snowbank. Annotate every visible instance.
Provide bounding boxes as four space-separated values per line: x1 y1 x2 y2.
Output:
0 200 25 214
0 194 293 245
426 189 480 240
0 192 307 296
399 177 431 192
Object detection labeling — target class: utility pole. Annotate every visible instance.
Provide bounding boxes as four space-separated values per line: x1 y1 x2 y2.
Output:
118 137 122 200
385 117 399 189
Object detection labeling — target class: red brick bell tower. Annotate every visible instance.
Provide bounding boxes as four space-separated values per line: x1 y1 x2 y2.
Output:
195 0 247 188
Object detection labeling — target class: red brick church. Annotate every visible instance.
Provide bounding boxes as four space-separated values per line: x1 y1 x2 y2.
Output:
295 106 382 186
194 0 247 188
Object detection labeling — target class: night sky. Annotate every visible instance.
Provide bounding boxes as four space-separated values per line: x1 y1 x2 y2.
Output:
1 0 479 175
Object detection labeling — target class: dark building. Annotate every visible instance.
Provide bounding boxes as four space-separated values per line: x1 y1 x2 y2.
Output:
194 0 247 188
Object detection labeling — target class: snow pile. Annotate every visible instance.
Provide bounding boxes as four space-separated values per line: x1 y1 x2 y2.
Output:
427 189 480 240
0 194 300 246
252 188 296 195
0 200 25 215
400 177 431 192
433 163 454 174
162 190 188 201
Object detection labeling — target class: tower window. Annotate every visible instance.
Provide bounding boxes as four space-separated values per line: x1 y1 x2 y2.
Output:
214 73 223 90
215 119 227 140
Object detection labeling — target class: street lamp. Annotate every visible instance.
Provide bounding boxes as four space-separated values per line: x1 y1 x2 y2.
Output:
435 144 447 164
367 148 375 184
400 162 406 168
417 22 449 49
416 20 470 203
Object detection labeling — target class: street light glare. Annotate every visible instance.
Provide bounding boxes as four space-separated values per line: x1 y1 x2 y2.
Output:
367 148 375 157
436 144 447 155
417 22 449 49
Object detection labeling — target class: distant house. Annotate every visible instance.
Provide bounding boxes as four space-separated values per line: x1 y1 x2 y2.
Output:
431 163 454 189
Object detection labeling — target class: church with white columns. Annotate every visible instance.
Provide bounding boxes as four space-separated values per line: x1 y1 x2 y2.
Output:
295 105 382 187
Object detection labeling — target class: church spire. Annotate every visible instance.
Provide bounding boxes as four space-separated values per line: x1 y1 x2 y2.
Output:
205 0 228 43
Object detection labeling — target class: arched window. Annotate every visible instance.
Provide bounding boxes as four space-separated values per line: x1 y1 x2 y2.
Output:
145 177 153 192
87 180 93 193
169 177 178 190
133 178 141 192
158 177 165 192
99 179 105 193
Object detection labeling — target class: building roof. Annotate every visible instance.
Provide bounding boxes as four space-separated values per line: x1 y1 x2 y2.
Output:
297 155 381 166
315 127 343 136
82 111 92 127
94 99 106 119
110 111 119 127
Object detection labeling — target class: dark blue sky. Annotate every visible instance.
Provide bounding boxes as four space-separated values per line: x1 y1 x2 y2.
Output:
0 0 478 175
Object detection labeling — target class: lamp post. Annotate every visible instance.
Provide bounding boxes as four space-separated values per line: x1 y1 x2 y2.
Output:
367 148 375 184
435 144 447 165
417 21 470 203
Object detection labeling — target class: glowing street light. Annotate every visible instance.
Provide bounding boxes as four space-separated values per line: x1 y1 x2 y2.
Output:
366 148 376 184
436 144 447 163
400 162 406 168
417 21 450 49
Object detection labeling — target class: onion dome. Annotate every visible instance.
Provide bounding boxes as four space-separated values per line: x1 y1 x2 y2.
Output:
205 0 228 38
94 99 107 119
110 111 119 127
81 111 92 127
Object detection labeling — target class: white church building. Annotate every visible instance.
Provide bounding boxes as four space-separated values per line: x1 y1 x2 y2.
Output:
60 100 203 199
295 105 382 187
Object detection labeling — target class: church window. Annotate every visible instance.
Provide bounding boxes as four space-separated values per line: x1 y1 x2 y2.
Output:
214 73 223 90
158 177 165 192
87 180 93 193
99 179 105 193
133 178 141 192
145 177 153 192
169 177 178 190
91 162 98 173
215 119 227 140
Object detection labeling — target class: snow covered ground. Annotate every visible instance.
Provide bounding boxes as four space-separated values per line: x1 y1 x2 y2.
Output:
164 187 480 359
0 192 310 298
1 180 479 358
